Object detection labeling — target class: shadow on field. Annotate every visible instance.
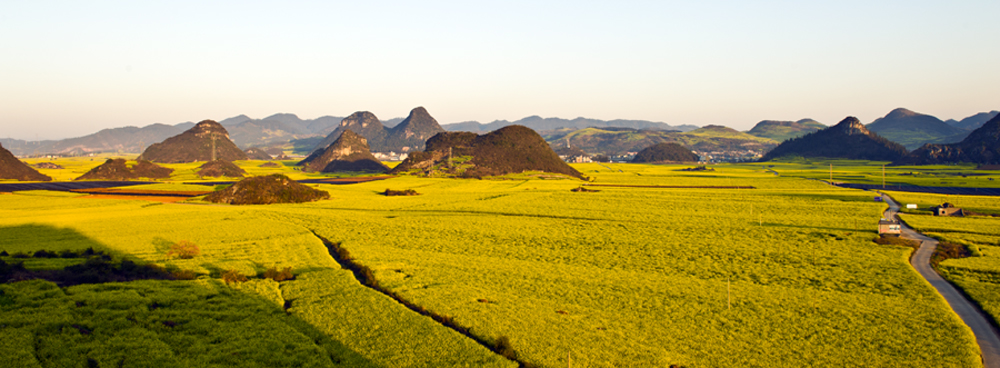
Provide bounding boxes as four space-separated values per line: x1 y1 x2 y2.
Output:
0 224 110 255
0 225 379 367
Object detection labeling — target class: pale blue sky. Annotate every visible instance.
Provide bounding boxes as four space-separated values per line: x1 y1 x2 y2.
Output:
2 1 998 140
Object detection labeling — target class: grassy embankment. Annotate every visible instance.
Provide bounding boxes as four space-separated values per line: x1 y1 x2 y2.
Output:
0 161 986 367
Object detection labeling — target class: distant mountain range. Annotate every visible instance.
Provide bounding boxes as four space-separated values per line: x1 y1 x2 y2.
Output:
543 125 778 156
3 107 996 159
866 108 970 150
894 114 1000 165
443 116 699 133
945 111 999 130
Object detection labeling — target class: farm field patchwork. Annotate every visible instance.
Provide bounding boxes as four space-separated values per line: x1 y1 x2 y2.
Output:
0 162 989 367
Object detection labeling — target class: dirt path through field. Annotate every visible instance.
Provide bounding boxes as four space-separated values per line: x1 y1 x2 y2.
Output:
883 195 1000 368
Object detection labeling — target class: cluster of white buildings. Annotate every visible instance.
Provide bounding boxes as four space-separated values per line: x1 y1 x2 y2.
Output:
372 152 409 161
692 149 763 163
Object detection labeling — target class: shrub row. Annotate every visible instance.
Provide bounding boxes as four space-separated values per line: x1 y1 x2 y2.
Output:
0 247 103 259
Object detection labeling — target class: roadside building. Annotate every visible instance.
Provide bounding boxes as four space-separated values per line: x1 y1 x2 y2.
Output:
933 203 964 217
878 218 901 236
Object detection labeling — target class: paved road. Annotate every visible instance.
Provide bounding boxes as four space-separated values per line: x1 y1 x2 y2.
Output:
883 195 1000 368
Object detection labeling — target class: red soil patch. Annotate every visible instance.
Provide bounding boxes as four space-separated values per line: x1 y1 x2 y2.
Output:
70 188 212 196
583 184 755 189
312 176 395 184
78 194 190 203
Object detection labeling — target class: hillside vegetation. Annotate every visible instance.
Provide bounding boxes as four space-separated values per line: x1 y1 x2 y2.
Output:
747 119 825 142
867 108 971 150
632 142 699 163
204 174 330 205
75 159 173 181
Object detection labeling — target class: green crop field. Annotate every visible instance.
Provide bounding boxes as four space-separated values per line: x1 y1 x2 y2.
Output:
0 162 991 367
755 159 1000 188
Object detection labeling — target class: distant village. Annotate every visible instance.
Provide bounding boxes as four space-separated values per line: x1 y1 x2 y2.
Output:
557 149 764 164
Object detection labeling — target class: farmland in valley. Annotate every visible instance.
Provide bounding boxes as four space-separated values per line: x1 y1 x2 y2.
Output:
0 162 989 367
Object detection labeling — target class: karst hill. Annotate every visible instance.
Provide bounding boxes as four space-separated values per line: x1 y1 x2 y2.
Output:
894 113 1000 165
390 125 584 179
761 117 908 161
298 130 388 173
197 160 247 178
632 143 700 163
138 120 247 163
75 159 173 181
0 143 51 181
312 107 445 153
204 174 330 205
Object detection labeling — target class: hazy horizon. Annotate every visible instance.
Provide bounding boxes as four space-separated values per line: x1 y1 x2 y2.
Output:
3 1 998 140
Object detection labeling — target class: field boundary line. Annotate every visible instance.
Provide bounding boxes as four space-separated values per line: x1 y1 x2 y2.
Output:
309 231 532 368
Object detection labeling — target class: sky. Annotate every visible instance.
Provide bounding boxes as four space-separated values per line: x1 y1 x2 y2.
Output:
2 1 998 140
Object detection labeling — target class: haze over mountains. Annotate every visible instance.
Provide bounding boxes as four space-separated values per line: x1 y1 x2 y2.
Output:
867 108 972 150
442 116 699 133
2 108 995 159
894 114 1000 165
746 119 826 142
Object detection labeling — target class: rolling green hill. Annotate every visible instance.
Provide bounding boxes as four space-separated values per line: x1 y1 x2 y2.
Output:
747 119 826 142
867 108 970 150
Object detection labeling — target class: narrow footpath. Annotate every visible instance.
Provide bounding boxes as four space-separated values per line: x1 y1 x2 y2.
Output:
883 195 1000 368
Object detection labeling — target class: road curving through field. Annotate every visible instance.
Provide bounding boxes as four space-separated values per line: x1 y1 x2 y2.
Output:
883 194 1000 368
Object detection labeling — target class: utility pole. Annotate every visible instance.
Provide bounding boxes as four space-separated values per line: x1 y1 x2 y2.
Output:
829 163 832 183
882 165 886 189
